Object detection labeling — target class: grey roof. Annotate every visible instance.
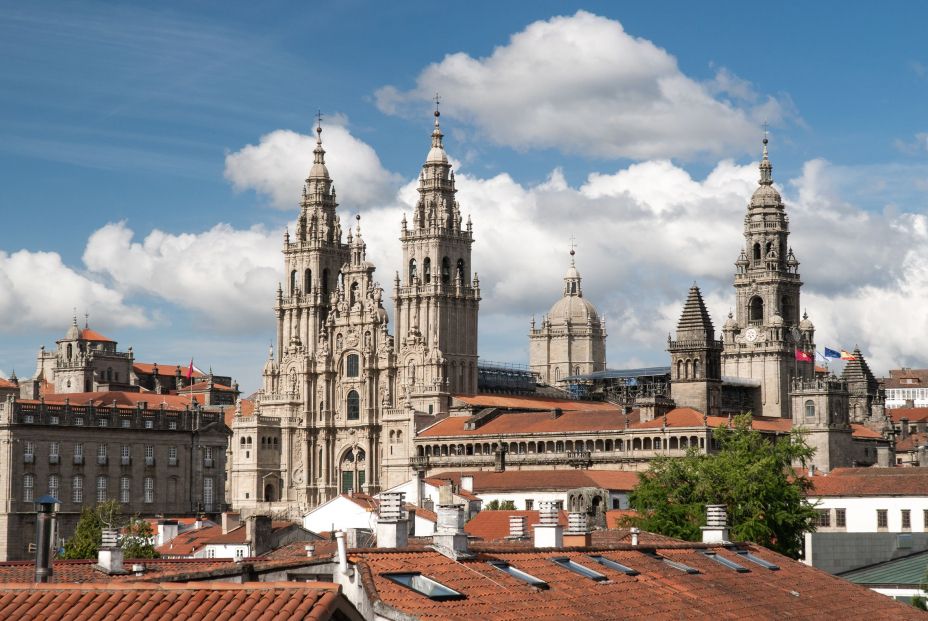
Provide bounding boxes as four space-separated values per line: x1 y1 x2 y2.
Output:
840 549 928 586
566 367 671 381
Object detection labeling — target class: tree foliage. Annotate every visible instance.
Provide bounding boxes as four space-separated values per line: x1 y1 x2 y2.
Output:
484 500 517 510
62 500 159 560
625 414 818 558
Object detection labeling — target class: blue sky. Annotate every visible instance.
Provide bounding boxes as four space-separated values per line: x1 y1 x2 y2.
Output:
2 2 928 392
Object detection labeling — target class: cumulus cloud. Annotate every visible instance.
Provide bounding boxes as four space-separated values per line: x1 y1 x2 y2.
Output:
0 249 147 332
224 123 402 211
376 11 788 160
82 221 281 331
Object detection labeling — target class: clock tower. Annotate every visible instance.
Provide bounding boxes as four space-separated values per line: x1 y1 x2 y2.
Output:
721 138 815 418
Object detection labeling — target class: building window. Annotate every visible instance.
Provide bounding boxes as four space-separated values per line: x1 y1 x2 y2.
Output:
835 508 846 528
408 259 417 281
877 509 888 530
48 474 59 498
121 419 130 428
74 442 84 464
49 441 60 463
144 477 154 504
145 445 155 466
97 476 108 502
168 420 177 430
749 296 764 323
121 444 130 465
98 418 109 427
816 509 831 528
902 509 911 530
168 446 178 466
72 476 83 503
347 390 360 420
23 474 34 503
97 444 108 465
50 416 59 425
805 400 815 418
120 476 130 503
423 257 431 284
441 257 451 284
456 259 466 284
346 354 360 377
144 419 153 429
74 417 84 426
203 478 214 511
24 441 35 463
525 499 534 510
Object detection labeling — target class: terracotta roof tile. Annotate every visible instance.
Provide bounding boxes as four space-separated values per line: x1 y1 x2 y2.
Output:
0 581 345 621
896 432 928 452
0 558 237 584
354 544 919 619
419 408 625 438
79 328 114 342
888 407 928 423
850 424 884 439
133 363 206 379
453 394 619 412
36 390 195 411
430 470 639 493
809 467 928 497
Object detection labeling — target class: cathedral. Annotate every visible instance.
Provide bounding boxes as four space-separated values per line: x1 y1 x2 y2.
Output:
229 109 479 515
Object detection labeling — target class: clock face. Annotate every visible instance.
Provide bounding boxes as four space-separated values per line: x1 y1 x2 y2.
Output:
745 327 758 342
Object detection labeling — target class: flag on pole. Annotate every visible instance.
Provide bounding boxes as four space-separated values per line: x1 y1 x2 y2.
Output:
840 350 857 361
186 359 194 380
795 349 812 362
823 347 841 359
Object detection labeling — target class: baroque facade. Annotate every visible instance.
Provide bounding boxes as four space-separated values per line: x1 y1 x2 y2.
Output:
230 110 479 516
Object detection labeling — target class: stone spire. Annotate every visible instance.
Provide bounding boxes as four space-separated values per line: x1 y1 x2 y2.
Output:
841 347 878 393
563 248 583 297
412 97 459 232
308 115 330 181
759 136 773 186
675 284 715 342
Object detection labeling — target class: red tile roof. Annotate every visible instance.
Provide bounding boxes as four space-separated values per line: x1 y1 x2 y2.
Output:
185 380 236 392
0 378 16 390
630 408 793 433
465 510 567 541
79 328 114 342
36 390 195 411
419 409 626 437
453 394 619 412
0 558 236 584
850 424 884 439
133 362 206 378
354 544 919 619
0 581 347 620
430 470 640 493
884 368 928 389
261 539 340 561
809 467 928 497
888 407 928 423
896 432 928 452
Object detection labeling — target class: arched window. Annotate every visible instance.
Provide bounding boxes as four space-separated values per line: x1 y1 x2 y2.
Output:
684 360 691 379
555 367 561 381
749 296 764 323
290 270 297 294
456 259 465 284
805 400 815 418
423 257 432 284
347 390 360 420
753 243 761 262
441 257 450 284
264 482 275 502
782 296 794 324
693 358 701 379
677 359 683 379
304 268 312 293
766 241 773 257
346 354 360 377
409 259 417 282
66 344 73 359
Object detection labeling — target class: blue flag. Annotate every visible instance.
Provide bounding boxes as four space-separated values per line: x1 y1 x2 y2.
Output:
823 347 841 359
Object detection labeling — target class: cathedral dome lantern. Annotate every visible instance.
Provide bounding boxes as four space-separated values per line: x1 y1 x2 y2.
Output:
65 315 80 341
548 250 600 325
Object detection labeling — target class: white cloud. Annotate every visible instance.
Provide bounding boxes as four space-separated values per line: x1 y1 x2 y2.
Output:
223 123 402 211
376 11 788 160
0 249 147 332
82 221 281 331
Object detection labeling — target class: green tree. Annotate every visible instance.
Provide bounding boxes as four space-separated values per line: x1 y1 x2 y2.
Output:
483 500 517 510
62 500 159 559
626 414 818 558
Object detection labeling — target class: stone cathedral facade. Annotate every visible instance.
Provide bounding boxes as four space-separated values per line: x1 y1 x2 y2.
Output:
229 111 479 516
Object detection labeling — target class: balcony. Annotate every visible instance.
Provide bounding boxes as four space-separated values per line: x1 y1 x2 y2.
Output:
49 455 59 465
23 454 34 464
120 456 131 466
145 456 155 467
168 457 178 467
73 455 84 465
97 456 108 466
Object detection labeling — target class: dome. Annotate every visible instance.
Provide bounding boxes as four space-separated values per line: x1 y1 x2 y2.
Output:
750 184 781 207
769 312 784 327
65 319 80 340
426 145 448 165
799 311 815 331
308 160 329 178
548 295 600 325
565 263 580 280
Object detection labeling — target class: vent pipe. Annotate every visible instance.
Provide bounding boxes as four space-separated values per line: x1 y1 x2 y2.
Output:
701 504 730 544
34 495 58 583
335 530 348 575
534 501 563 548
630 527 640 547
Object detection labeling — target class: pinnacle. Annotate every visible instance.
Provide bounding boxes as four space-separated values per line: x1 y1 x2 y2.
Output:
675 284 715 337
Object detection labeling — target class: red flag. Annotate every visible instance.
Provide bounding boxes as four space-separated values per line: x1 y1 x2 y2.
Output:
795 349 812 362
186 359 194 380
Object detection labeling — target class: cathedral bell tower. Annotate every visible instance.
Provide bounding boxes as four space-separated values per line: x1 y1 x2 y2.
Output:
393 105 480 414
721 137 815 418
669 284 722 416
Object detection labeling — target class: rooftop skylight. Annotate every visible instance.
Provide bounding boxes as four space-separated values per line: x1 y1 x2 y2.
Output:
587 555 639 576
701 551 749 573
383 572 465 601
551 557 608 581
644 552 700 574
488 561 549 589
736 551 780 571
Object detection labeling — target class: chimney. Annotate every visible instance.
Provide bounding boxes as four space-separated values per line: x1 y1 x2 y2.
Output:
432 505 471 559
562 512 592 547
194 516 204 530
96 528 127 575
629 527 640 547
157 520 179 546
533 501 563 549
376 492 408 549
506 515 527 540
245 515 272 557
335 531 349 576
701 505 730 544
34 495 58 583
305 544 315 557
900 418 910 440
918 446 928 468
460 475 474 492
438 483 453 505
808 464 815 477
221 512 241 535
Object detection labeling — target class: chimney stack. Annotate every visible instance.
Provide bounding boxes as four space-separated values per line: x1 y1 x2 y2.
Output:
245 515 272 557
900 418 910 440
157 520 179 546
221 512 241 535
506 515 527 540
563 512 592 547
376 492 408 549
432 505 471 559
460 475 474 492
96 528 127 575
533 501 563 548
701 505 730 544
630 527 640 547
335 531 349 576
34 495 58 583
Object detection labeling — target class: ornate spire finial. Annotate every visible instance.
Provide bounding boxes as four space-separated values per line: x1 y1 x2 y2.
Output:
433 92 441 124
355 213 362 236
759 126 773 186
315 109 323 141
84 311 89 329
